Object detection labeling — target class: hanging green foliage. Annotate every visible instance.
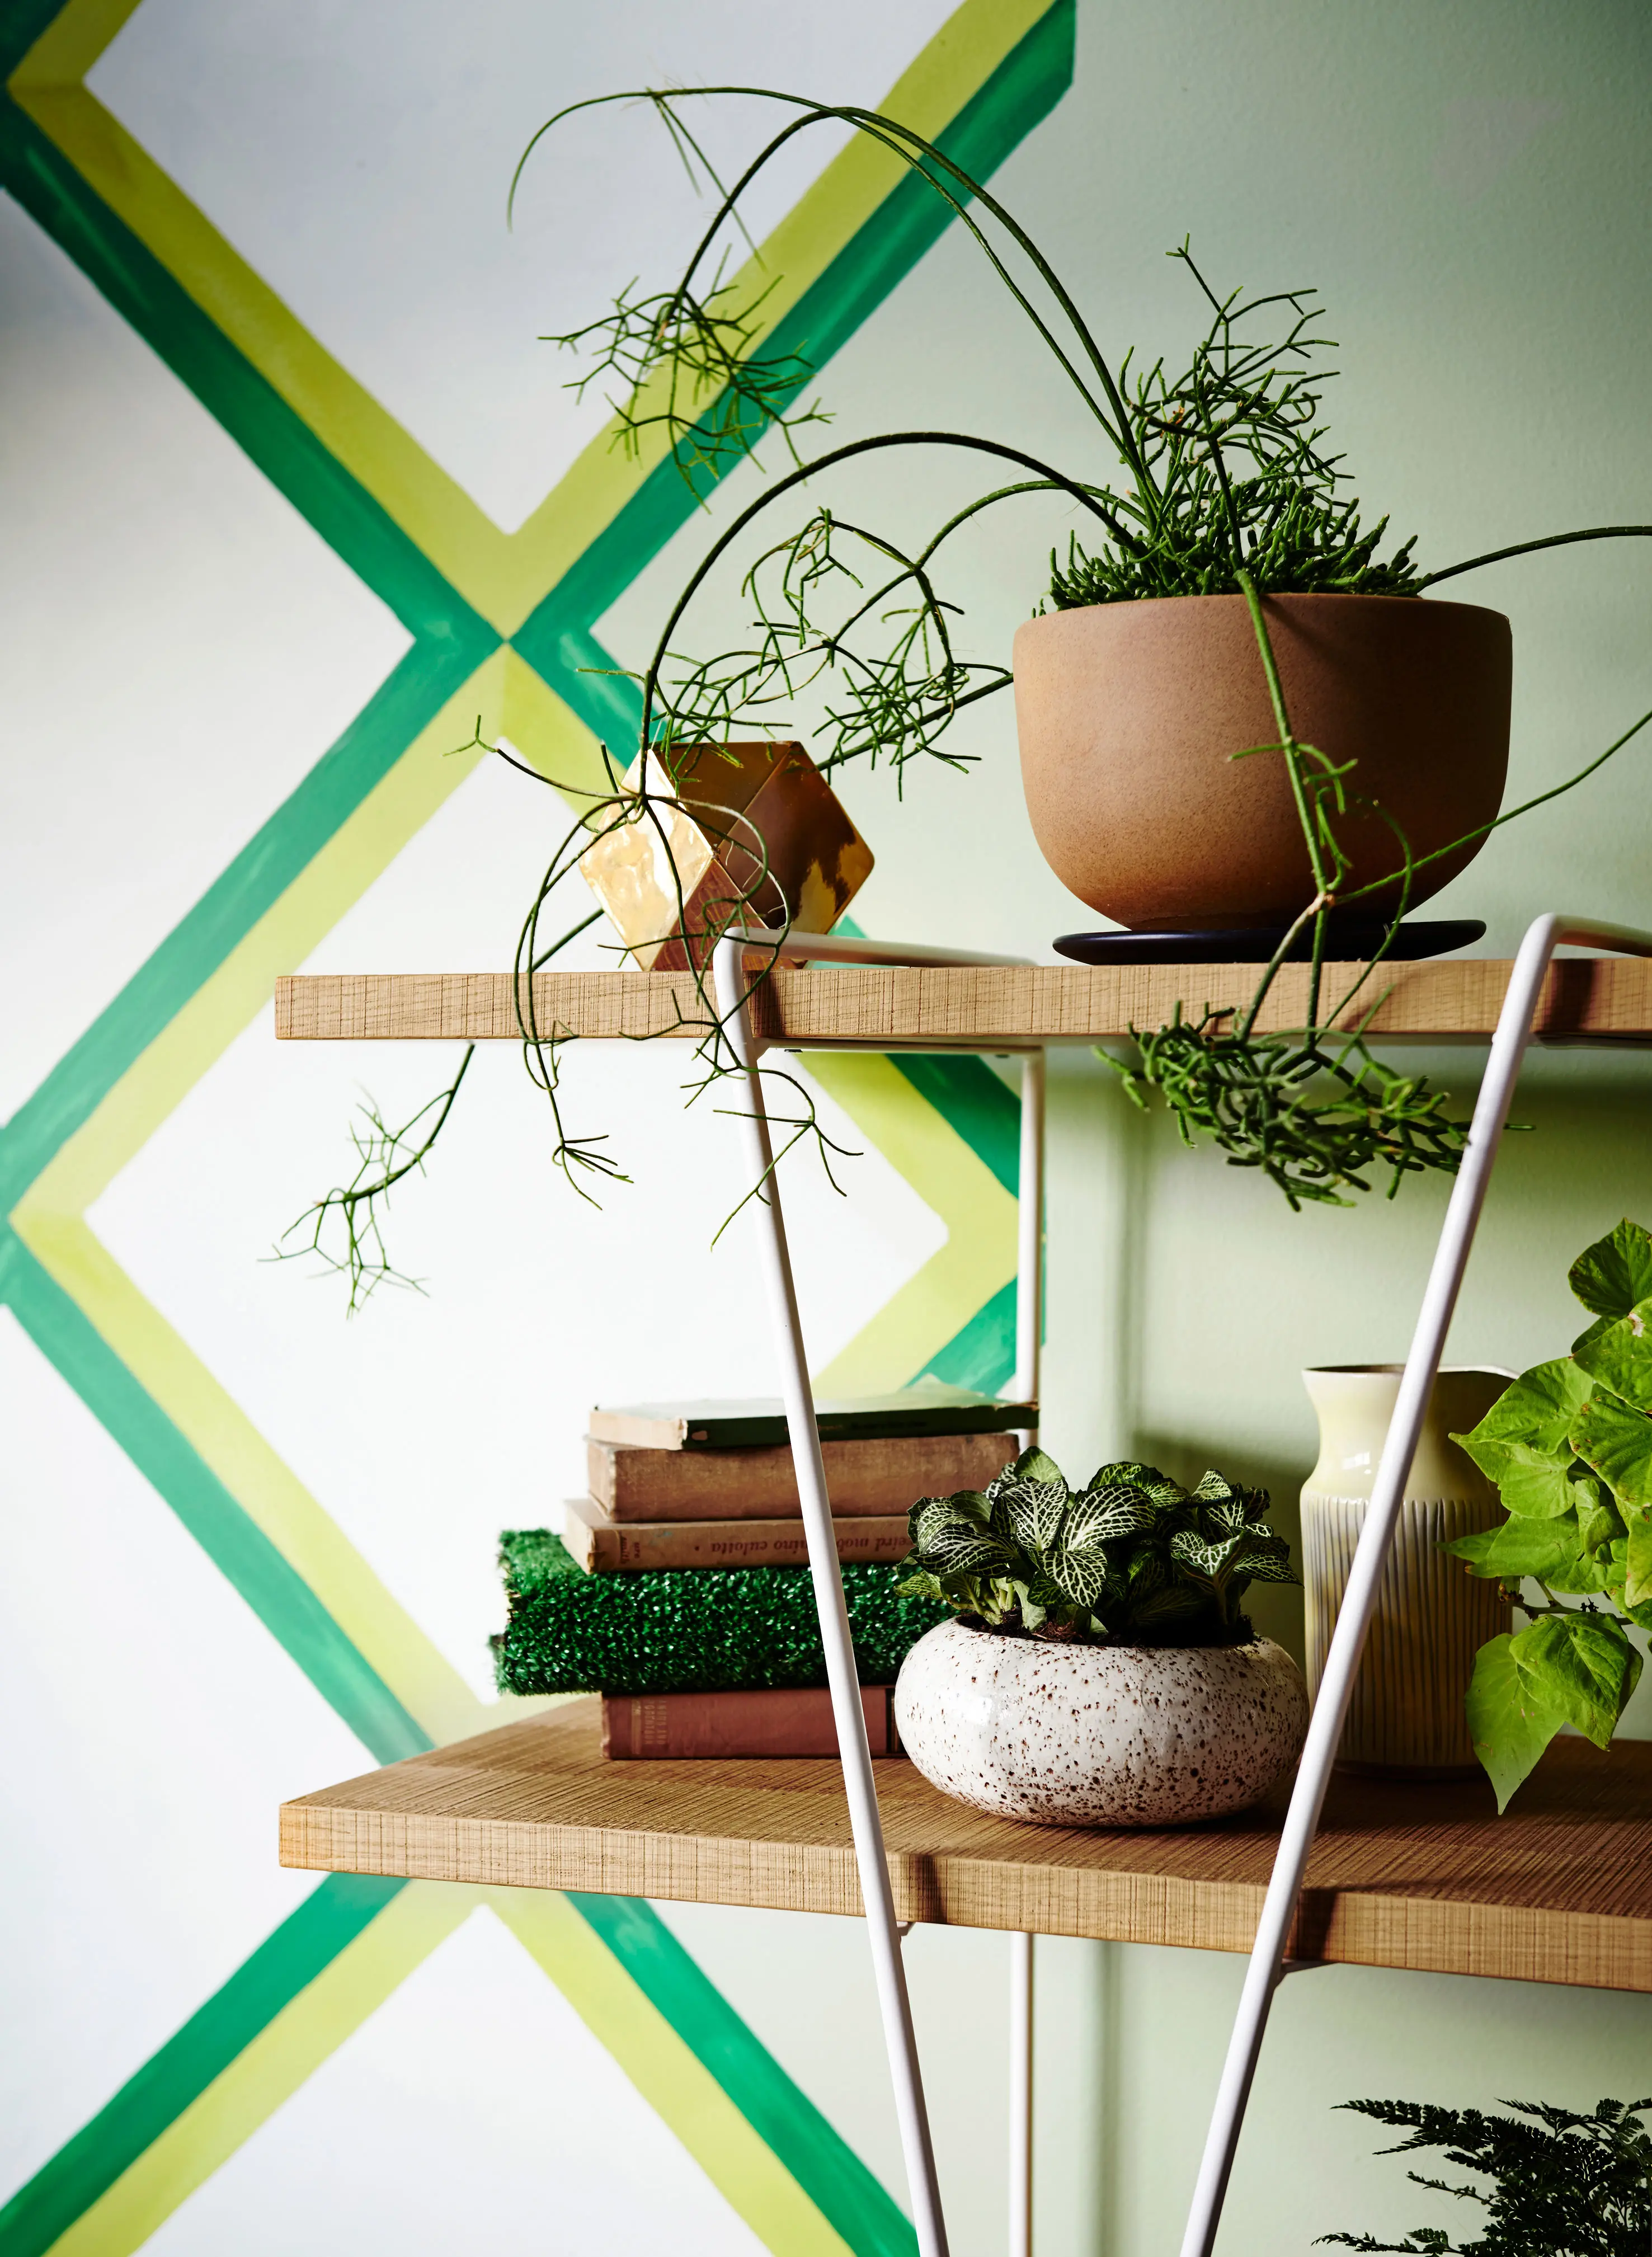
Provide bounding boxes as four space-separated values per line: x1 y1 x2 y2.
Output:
1450 1217 1652 1809
286 84 1652 1301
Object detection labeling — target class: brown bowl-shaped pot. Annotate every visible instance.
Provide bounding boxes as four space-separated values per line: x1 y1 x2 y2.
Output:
1012 592 1511 929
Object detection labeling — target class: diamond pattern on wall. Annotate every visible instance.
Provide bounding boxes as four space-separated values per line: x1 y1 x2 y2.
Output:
0 0 1071 2247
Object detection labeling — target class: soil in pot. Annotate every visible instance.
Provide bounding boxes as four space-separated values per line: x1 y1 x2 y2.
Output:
1012 591 1511 932
894 1616 1309 1828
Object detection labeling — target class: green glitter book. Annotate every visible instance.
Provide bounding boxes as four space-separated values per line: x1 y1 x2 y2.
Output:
492 1529 946 1698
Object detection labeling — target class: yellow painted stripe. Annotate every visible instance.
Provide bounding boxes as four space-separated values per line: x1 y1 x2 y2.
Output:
803 1053 1016 1395
11 653 502 1221
10 650 603 1230
9 46 520 626
492 1891 855 2257
25 1864 860 2257
12 0 1053 633
498 646 619 804
4 653 597 1743
500 0 1063 606
8 0 139 80
43 1883 475 2257
12 1209 488 1746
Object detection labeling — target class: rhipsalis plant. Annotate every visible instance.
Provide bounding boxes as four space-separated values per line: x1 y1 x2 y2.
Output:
288 84 1652 1298
895 1447 1296 1644
1320 2094 1652 2257
1448 1217 1652 1809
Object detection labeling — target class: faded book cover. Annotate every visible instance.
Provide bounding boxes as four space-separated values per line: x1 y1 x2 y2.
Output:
587 1386 1035 1451
589 1428 1016 1521
602 1684 896 1758
563 1496 912 1572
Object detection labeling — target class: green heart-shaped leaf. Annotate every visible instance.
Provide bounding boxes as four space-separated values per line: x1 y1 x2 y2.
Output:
1455 1357 1593 1465
1447 1514 1588 1584
1571 1388 1652 1510
1512 1611 1641 1750
1625 1510 1652 1610
1464 1633 1567 1812
1574 1300 1652 1413
1453 1437 1578 1520
1568 1217 1652 1321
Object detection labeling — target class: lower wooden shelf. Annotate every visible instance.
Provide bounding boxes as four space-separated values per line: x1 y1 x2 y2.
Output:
281 1700 1652 1993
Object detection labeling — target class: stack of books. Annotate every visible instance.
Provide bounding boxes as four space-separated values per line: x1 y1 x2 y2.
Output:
556 1385 1032 1758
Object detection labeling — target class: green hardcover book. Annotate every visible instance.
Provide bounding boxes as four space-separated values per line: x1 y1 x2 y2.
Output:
587 1381 1036 1451
492 1530 945 1698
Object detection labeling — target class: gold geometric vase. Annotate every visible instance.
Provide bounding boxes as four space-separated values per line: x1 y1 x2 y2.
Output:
1300 1365 1514 1776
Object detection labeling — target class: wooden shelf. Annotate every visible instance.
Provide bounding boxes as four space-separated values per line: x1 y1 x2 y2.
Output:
274 957 1652 1049
281 1701 1652 1992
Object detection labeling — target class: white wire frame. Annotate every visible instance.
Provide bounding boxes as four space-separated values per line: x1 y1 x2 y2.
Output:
1179 913 1652 2257
710 911 1651 2257
713 925 1044 2257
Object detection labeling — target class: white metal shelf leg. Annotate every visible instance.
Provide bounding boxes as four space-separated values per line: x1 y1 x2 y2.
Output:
1009 1930 1034 2257
1178 914 1652 2257
1015 1048 1046 1414
1010 1048 1044 2257
714 935 950 2257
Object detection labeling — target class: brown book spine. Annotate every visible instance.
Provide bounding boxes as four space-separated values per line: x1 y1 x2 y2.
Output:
563 1498 911 1572
589 1428 1016 1522
602 1685 895 1758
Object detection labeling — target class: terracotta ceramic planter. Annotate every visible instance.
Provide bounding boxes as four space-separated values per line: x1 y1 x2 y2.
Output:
893 1617 1307 1828
1011 593 1511 930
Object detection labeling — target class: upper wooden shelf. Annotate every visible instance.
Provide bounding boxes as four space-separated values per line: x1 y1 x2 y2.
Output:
275 957 1652 1050
281 1701 1652 1992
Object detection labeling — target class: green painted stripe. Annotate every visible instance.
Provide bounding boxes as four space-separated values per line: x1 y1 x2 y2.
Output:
0 105 486 648
0 90 496 1212
893 1060 1036 1395
566 1894 916 2257
921 1276 1016 1394
0 1231 431 1764
886 1054 1021 1196
523 614 645 749
759 0 1076 408
0 1874 403 2257
0 638 487 1214
514 0 1074 726
0 0 65 76
0 17 1066 2246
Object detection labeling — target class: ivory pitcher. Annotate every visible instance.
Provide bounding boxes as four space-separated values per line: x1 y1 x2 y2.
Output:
1301 1365 1513 1775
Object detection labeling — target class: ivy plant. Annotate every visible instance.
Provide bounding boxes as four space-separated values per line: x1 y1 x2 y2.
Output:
895 1446 1295 1644
1320 2093 1652 2257
1449 1217 1652 1809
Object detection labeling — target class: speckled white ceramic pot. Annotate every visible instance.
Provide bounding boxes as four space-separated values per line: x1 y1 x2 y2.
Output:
894 1618 1309 1828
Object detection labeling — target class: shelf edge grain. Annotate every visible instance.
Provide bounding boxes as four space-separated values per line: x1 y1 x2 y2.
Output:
273 957 1652 1047
276 1804 1652 1991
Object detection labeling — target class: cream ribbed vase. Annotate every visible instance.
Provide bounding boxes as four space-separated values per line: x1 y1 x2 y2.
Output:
1301 1365 1513 1776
